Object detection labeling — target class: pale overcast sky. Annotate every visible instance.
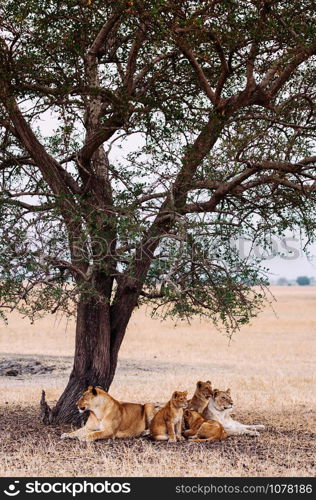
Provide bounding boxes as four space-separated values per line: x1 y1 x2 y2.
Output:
236 235 316 281
262 242 316 280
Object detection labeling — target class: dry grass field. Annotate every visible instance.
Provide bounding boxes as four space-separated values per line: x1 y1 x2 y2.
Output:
0 286 315 477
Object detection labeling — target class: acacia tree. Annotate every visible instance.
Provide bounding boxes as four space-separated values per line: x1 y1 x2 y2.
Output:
0 0 315 423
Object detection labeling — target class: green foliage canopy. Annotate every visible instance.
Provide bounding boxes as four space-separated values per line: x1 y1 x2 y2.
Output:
0 0 315 334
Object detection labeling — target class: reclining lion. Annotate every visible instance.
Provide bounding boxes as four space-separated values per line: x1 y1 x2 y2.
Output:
183 409 227 442
61 385 155 442
203 388 265 437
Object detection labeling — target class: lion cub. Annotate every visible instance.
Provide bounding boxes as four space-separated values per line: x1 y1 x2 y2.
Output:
183 409 227 442
150 391 188 442
188 380 212 413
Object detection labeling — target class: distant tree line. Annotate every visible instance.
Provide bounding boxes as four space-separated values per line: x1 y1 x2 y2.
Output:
276 276 314 286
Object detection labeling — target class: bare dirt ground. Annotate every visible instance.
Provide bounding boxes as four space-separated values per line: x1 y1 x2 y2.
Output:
0 286 315 477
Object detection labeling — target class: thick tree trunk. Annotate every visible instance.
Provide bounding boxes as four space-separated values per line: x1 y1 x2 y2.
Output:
41 293 122 425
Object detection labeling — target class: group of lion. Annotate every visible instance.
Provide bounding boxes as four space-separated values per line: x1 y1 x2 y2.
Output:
61 381 265 443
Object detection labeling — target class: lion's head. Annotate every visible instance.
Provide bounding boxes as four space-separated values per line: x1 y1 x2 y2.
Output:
171 390 188 408
212 388 233 411
76 385 105 413
195 380 212 400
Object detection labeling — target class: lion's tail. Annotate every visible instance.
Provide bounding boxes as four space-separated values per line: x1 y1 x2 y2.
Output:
144 403 156 428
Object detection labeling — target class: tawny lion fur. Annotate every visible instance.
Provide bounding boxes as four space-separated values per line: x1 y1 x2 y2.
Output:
183 409 227 442
188 380 213 413
61 385 155 442
150 391 188 442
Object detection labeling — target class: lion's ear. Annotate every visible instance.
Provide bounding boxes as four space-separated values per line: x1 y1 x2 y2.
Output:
184 391 188 396
197 381 202 389
173 391 179 398
92 386 97 396
213 388 219 397
206 380 211 385
87 384 93 391
226 388 231 395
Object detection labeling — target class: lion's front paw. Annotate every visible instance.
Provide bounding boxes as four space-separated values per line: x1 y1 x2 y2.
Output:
249 431 260 437
168 437 177 443
255 425 265 430
61 433 71 440
177 435 185 441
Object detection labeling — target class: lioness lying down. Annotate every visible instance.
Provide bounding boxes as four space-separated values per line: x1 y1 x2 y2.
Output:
203 388 265 437
61 385 155 442
183 409 227 442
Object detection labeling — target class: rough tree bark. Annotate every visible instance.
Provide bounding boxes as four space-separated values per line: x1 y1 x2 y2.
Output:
41 292 141 424
41 296 111 424
41 270 125 425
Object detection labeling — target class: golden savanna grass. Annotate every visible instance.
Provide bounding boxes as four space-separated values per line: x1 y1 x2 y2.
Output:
0 286 315 477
